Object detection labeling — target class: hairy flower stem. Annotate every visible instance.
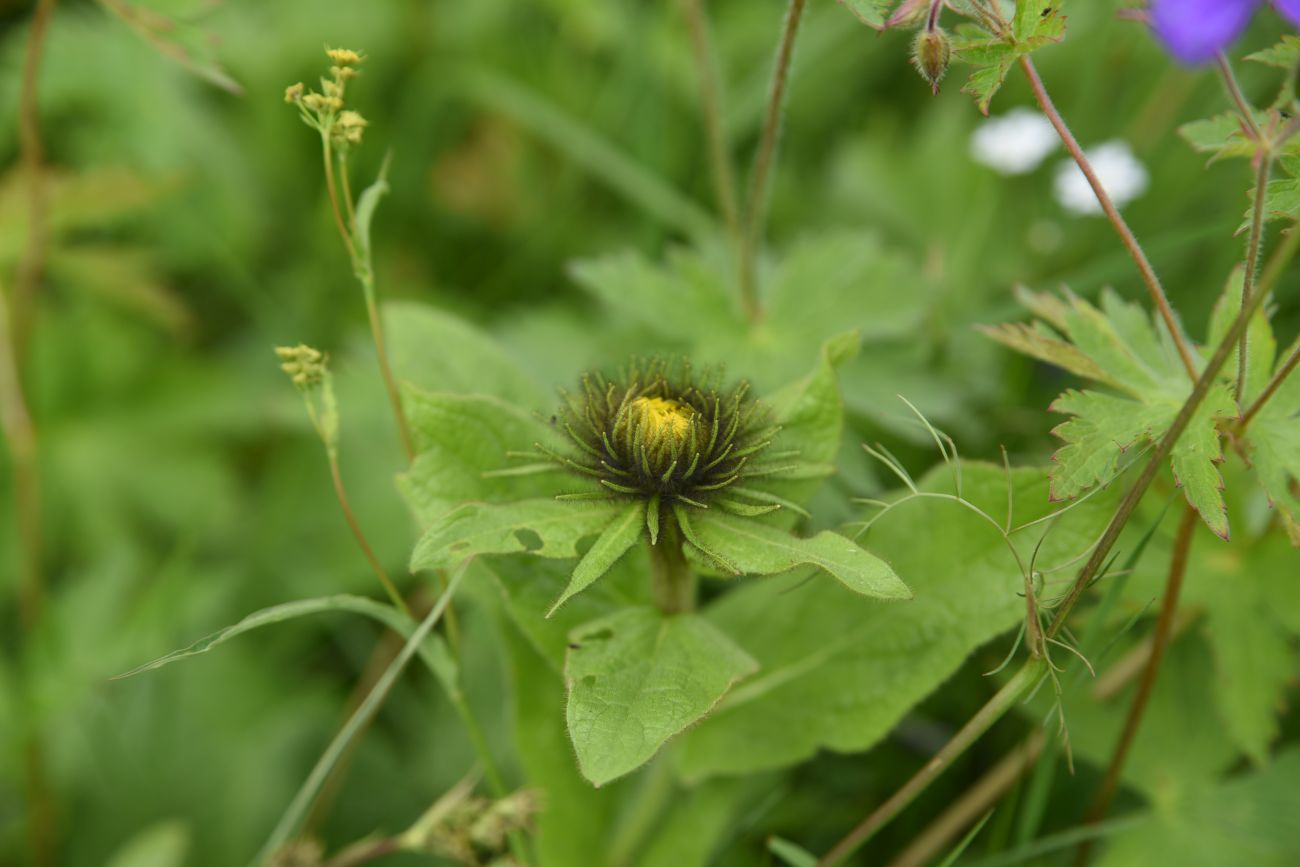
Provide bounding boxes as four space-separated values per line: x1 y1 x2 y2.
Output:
1071 505 1198 867
322 137 358 261
1020 56 1200 382
1215 53 1263 141
1238 153 1273 404
1241 337 1300 428
819 217 1300 867
682 0 742 250
816 659 1047 867
650 518 697 614
740 0 808 322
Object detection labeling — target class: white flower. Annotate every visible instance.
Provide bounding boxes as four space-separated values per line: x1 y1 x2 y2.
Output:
1053 141 1149 217
969 108 1058 175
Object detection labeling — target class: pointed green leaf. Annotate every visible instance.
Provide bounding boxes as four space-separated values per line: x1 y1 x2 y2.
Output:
687 510 911 600
566 607 758 786
411 498 623 571
549 499 646 616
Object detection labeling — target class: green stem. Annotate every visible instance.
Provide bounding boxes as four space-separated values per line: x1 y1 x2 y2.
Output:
816 660 1047 867
360 282 415 462
1019 56 1200 383
326 447 407 613
1072 505 1197 867
740 0 808 322
1237 152 1273 405
255 564 468 865
682 0 742 246
649 516 696 614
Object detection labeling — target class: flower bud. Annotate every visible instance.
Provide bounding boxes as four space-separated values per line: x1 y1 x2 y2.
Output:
283 82 305 104
911 27 951 95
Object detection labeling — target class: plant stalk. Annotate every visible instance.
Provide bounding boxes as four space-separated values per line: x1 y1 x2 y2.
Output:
1238 152 1273 405
1020 56 1200 382
740 0 808 322
327 448 407 614
682 0 742 246
816 659 1046 867
1240 337 1300 428
1071 504 1197 867
650 517 696 614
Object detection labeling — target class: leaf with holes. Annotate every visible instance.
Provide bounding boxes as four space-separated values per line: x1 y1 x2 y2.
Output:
410 499 624 571
566 607 758 786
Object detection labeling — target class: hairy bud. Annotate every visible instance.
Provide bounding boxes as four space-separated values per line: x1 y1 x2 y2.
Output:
911 27 951 95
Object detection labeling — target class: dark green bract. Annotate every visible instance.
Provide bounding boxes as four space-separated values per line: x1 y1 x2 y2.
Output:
544 360 781 507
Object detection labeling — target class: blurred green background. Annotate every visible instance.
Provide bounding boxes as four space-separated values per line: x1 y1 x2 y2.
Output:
1 0 1297 864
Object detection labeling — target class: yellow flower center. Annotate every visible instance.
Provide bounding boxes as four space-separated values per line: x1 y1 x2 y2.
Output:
631 396 694 442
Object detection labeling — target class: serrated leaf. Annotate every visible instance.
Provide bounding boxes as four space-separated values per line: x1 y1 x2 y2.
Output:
961 54 1016 116
1245 335 1300 545
836 0 893 29
411 498 623 571
398 390 569 526
674 464 1114 780
1246 34 1300 69
565 607 758 786
995 290 1234 537
549 499 646 615
684 510 911 600
1179 113 1262 163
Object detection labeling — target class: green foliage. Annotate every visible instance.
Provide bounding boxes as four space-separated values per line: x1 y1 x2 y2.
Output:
1096 749 1300 867
984 288 1236 537
672 463 1114 780
565 607 758 786
949 1 1066 114
682 508 910 598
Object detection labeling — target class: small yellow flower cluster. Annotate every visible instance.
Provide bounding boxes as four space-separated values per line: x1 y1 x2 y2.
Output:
275 344 327 389
284 46 369 148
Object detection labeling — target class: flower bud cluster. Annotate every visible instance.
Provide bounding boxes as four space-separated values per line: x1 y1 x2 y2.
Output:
284 46 369 148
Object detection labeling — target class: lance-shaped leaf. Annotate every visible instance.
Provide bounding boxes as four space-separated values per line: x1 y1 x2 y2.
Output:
681 509 910 601
411 499 623 571
548 499 646 616
565 607 758 786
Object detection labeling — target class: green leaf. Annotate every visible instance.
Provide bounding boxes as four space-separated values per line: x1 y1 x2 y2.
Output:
398 390 570 526
1179 112 1263 163
489 551 652 673
835 0 893 29
684 509 911 600
1246 34 1300 69
1096 749 1300 867
103 821 190 867
569 246 738 343
501 619 620 866
768 837 818 867
996 289 1234 538
385 301 545 407
549 499 646 615
950 2 1065 115
410 498 623 570
674 463 1114 780
353 157 389 264
566 607 758 786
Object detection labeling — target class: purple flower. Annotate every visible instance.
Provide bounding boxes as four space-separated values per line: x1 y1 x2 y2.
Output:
1152 0 1300 64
